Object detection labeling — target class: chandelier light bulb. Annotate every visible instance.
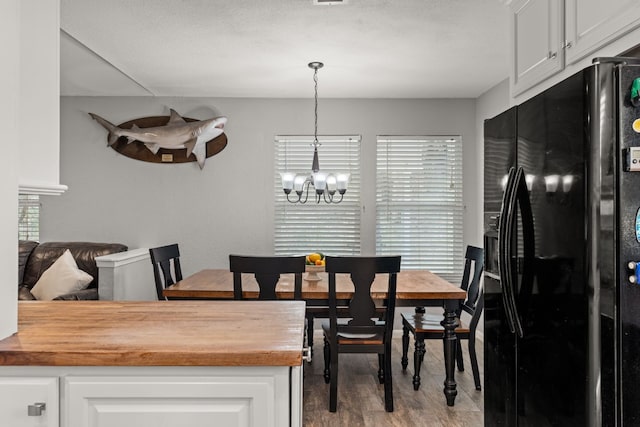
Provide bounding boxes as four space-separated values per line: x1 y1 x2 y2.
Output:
280 172 295 193
293 175 306 193
336 173 350 193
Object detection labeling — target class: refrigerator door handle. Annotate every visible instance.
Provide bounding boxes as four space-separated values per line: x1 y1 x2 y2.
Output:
504 167 536 338
498 167 518 334
503 167 523 337
514 165 535 339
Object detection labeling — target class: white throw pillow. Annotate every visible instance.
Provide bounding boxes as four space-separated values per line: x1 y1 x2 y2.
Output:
31 249 93 300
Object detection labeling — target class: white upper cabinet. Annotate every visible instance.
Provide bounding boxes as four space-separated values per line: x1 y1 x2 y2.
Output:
565 0 640 64
511 0 640 96
511 0 565 96
19 0 67 196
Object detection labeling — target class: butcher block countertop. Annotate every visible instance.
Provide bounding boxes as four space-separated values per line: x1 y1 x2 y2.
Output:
0 301 306 367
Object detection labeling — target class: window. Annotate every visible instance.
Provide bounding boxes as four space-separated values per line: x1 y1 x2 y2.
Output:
274 135 361 256
376 136 463 282
18 194 40 241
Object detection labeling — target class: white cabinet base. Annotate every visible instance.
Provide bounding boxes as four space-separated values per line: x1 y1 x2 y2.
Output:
0 366 301 427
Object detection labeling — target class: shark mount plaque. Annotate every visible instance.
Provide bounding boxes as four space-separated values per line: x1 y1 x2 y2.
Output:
89 109 228 169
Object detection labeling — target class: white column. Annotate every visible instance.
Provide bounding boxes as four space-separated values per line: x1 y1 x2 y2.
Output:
96 249 157 301
0 0 20 339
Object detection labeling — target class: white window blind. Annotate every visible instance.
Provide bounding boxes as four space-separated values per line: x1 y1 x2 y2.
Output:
274 135 361 256
376 136 463 282
18 194 40 241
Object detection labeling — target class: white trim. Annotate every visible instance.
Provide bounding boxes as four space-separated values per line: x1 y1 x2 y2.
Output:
95 248 150 268
19 181 68 195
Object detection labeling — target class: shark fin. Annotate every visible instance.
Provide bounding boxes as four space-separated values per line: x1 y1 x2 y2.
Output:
107 133 119 146
168 109 187 125
184 138 197 158
89 113 121 146
192 142 206 170
144 142 161 154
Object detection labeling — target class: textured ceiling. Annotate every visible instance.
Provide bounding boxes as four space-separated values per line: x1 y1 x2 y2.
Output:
60 0 509 98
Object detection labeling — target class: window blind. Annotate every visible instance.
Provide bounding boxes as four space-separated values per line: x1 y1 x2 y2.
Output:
18 194 40 241
376 136 463 282
274 135 361 256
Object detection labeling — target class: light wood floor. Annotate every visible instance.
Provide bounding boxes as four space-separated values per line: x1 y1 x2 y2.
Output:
303 333 484 427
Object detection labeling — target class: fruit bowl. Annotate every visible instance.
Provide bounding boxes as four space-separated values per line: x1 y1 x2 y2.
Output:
305 264 325 283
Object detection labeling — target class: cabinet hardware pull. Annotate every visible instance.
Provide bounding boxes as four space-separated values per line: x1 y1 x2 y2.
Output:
27 402 46 416
548 51 557 59
563 41 573 49
302 346 312 363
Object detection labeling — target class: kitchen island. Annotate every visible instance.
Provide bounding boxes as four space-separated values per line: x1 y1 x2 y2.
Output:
0 300 306 427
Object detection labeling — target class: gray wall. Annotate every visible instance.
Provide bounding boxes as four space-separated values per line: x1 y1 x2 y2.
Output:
44 97 480 277
475 77 511 215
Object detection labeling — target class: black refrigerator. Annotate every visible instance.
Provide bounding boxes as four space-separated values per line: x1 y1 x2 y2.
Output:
484 57 640 426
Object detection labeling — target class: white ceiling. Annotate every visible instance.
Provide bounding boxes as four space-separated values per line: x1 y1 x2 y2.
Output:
60 0 510 99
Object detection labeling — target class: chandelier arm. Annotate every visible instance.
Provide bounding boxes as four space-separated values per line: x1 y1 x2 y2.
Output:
286 192 300 204
299 180 310 204
322 191 332 204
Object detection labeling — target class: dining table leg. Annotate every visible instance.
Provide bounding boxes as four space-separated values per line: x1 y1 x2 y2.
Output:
442 300 460 406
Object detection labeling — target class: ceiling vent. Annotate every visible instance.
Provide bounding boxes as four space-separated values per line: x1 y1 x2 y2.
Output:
314 0 347 5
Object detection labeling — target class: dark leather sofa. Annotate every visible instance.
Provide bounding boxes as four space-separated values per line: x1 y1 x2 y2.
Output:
18 241 128 300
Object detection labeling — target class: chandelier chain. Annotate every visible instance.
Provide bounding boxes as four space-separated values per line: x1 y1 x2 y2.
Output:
313 67 319 146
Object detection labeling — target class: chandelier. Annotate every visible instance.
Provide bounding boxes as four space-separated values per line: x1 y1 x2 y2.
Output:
280 62 349 204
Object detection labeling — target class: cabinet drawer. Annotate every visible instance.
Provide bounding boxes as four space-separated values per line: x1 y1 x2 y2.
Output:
64 373 290 427
0 377 59 427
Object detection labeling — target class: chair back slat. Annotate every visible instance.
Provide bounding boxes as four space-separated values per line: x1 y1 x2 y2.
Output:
326 256 401 341
229 255 305 300
149 244 182 301
348 270 377 326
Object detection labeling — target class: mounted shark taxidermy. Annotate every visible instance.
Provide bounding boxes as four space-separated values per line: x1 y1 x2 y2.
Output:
89 109 228 169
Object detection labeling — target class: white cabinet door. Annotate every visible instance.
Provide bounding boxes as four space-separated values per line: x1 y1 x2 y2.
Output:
64 373 291 427
0 377 59 427
511 0 565 95
565 0 640 64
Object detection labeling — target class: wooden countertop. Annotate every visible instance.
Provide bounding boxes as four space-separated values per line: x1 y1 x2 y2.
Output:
0 301 306 367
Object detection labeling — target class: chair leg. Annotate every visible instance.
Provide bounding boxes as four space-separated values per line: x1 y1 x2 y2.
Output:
413 337 425 391
378 353 385 384
383 343 394 412
306 314 314 360
401 324 409 371
455 338 465 372
323 335 330 384
329 346 339 412
469 335 481 391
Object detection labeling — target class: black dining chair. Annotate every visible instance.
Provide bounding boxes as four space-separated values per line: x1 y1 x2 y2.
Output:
149 243 183 301
322 255 401 412
400 245 484 391
228 255 306 300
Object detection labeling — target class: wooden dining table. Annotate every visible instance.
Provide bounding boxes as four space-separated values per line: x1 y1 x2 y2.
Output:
164 269 467 406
